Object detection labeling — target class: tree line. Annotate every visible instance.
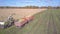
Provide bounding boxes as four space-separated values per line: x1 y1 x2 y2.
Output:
0 6 60 9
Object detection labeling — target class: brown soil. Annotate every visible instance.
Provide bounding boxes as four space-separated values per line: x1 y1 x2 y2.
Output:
0 8 47 20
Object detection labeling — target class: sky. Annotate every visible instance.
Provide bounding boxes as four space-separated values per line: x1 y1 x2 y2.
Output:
0 0 60 7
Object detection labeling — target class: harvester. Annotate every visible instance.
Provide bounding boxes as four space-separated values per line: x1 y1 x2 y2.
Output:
4 15 14 28
0 14 15 28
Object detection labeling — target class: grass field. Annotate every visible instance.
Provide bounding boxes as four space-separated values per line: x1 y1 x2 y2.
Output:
0 9 60 34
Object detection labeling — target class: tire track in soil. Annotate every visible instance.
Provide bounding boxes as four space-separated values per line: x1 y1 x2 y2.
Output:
47 11 57 34
47 11 51 34
52 12 60 34
51 11 57 34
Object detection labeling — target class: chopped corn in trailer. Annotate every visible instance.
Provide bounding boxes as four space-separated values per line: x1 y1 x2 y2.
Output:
14 16 34 28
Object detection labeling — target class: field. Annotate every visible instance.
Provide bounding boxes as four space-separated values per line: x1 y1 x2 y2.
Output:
0 9 60 34
0 8 46 20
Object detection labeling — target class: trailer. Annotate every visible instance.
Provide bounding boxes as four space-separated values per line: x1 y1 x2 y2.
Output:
14 16 34 28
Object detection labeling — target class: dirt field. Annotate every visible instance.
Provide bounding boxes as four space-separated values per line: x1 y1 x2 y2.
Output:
0 8 46 20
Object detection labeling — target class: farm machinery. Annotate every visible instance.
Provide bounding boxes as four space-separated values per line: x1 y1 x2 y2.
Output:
0 14 15 28
4 14 15 28
14 15 34 28
0 13 34 28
